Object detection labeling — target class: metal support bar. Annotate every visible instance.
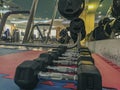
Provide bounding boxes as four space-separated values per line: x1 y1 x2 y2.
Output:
28 23 50 42
36 26 44 41
45 0 59 43
0 32 81 49
22 0 39 43
106 6 112 17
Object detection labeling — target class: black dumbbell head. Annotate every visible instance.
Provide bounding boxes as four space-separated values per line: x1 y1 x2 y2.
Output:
39 53 53 65
78 65 102 90
14 60 40 89
58 45 67 53
48 51 59 60
78 56 94 65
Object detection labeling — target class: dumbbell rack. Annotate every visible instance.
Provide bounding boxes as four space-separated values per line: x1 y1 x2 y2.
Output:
14 45 102 90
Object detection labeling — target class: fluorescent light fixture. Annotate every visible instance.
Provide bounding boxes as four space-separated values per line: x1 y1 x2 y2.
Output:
98 15 102 18
62 20 70 24
88 5 94 10
0 10 10 13
99 4 102 7
98 11 101 14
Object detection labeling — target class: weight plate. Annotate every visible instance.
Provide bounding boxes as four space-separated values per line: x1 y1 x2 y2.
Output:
58 0 85 20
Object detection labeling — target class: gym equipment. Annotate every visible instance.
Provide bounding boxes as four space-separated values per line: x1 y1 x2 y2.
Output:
80 50 91 56
36 46 67 65
54 56 92 66
14 59 102 90
14 60 41 90
59 29 68 37
79 47 90 52
37 49 93 67
52 46 67 54
28 23 50 42
69 18 86 42
111 18 120 33
38 53 53 65
45 0 58 43
77 56 94 65
112 0 120 18
23 0 39 43
58 45 67 53
58 28 71 44
58 0 85 20
38 72 77 80
0 11 30 38
37 53 77 66
87 17 113 41
58 56 78 61
78 65 102 90
70 18 85 34
47 66 77 74
62 51 79 57
58 35 71 44
53 60 77 66
48 51 59 60
14 60 76 90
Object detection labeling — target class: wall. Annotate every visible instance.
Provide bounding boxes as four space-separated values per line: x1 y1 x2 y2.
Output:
86 39 120 66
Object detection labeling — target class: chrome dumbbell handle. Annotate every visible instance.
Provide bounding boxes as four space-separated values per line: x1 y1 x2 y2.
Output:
38 72 77 80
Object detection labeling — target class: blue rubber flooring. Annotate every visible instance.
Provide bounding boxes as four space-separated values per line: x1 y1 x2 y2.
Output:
0 48 27 56
0 74 19 90
0 74 115 90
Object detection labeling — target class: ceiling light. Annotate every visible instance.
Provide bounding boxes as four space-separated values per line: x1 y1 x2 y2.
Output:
99 4 102 7
59 17 61 19
98 11 101 14
98 15 102 18
3 5 9 8
88 5 94 10
45 17 49 20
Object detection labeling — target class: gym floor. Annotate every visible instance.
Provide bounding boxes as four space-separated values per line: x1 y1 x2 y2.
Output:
0 48 120 90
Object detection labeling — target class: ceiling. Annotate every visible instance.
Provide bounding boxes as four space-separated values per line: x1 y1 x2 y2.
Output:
12 0 61 19
0 0 113 19
95 0 113 19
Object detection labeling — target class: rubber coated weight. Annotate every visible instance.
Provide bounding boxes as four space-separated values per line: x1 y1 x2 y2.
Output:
77 56 94 65
58 0 85 20
52 48 63 55
78 65 102 90
39 53 53 65
70 18 86 41
58 45 67 53
48 51 59 60
14 60 40 90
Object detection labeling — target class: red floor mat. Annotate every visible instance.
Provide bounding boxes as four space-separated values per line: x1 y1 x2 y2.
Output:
92 54 120 90
0 50 44 79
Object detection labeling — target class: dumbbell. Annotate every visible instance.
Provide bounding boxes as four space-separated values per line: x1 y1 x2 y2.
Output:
58 45 67 53
62 51 79 57
37 45 67 65
77 64 102 90
14 60 77 90
35 52 77 66
79 47 90 52
53 56 94 66
14 60 102 90
62 47 91 57
77 55 94 65
46 66 77 74
37 51 94 67
80 50 91 56
79 47 91 55
38 71 77 80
